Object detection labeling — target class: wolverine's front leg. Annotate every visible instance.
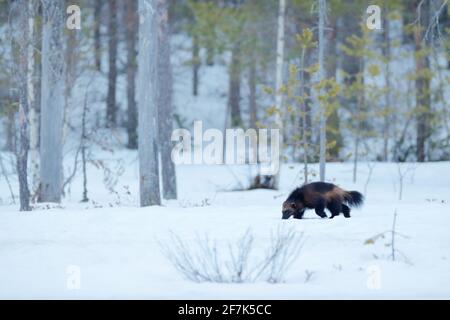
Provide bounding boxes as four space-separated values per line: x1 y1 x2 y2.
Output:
293 209 305 219
314 198 327 218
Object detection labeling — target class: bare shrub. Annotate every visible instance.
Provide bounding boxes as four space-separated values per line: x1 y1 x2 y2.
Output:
364 211 412 264
159 226 304 283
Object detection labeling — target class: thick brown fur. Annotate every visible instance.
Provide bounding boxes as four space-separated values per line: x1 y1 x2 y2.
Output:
282 182 364 220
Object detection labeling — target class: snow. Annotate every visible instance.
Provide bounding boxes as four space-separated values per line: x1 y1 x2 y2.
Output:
1 27 449 300
1 159 450 299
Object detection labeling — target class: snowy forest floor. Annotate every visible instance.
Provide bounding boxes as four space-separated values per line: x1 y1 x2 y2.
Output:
0 154 449 299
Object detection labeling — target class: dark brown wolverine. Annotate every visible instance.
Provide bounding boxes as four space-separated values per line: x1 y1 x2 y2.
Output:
282 182 364 219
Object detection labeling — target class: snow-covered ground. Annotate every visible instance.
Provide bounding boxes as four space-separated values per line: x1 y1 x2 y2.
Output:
1 30 449 300
1 156 449 299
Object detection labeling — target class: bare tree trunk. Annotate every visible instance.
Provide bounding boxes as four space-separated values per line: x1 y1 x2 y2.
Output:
5 112 16 152
249 58 257 129
325 15 341 161
273 0 286 190
39 0 65 203
299 48 308 183
353 58 365 183
81 87 89 203
28 0 40 198
318 0 327 182
192 34 200 96
30 1 42 188
414 0 431 162
382 14 391 162
138 0 161 207
126 0 138 149
206 46 214 66
228 43 242 127
64 15 77 144
94 0 102 71
12 0 32 211
157 0 177 200
106 0 118 127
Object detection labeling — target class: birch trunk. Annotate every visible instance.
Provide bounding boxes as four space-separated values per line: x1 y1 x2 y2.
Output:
138 0 161 206
39 0 65 203
28 0 40 198
157 0 177 200
273 0 286 190
64 18 77 144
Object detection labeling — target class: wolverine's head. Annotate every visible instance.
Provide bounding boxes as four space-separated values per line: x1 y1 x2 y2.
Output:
282 200 305 219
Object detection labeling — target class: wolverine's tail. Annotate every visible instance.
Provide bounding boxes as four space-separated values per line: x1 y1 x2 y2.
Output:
344 191 364 208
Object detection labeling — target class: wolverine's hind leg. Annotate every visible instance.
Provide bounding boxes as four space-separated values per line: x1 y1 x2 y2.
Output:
327 201 342 219
342 204 351 218
314 198 327 218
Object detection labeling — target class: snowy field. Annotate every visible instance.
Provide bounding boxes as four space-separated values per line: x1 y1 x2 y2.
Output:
0 155 449 299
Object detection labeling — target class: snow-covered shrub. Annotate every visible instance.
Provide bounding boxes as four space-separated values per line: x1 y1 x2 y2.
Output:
159 226 304 283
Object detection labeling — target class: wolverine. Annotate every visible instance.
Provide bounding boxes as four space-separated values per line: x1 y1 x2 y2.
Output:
282 182 364 219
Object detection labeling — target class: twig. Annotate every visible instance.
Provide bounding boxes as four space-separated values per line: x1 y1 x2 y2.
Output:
391 210 397 261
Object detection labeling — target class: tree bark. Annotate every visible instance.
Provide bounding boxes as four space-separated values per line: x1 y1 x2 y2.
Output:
157 0 177 200
299 47 308 183
228 43 242 127
414 0 431 162
106 0 118 127
39 0 65 203
64 12 77 144
325 15 342 161
5 112 15 152
273 0 286 190
382 13 391 162
28 0 40 198
138 0 161 207
318 0 327 182
353 58 365 183
94 0 102 72
192 34 200 96
249 58 257 129
126 0 138 149
13 0 32 211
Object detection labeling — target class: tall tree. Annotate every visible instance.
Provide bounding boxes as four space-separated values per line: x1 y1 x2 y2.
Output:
318 0 327 182
138 0 161 207
248 57 257 129
106 0 118 127
413 0 431 162
325 11 342 161
157 0 178 200
11 0 32 211
273 0 286 190
94 0 102 71
192 34 200 96
29 0 41 198
126 0 138 149
381 5 392 162
228 43 242 127
39 0 65 203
